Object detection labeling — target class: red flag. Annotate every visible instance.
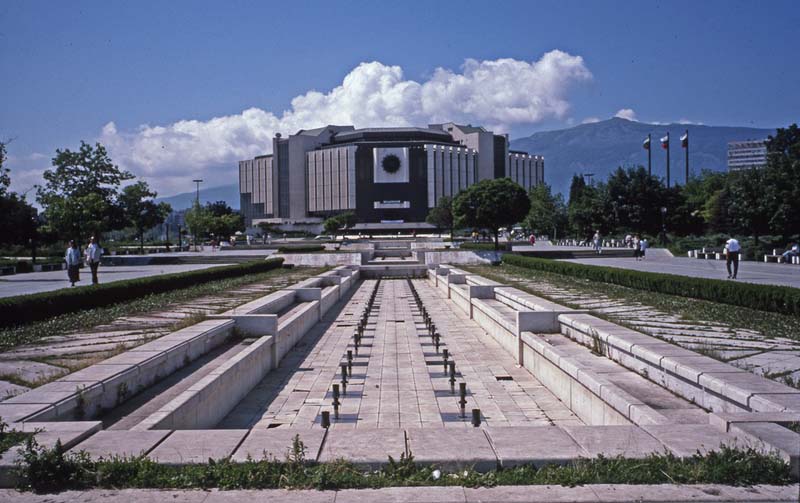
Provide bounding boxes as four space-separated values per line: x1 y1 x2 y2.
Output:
660 135 669 149
643 136 651 150
681 132 688 148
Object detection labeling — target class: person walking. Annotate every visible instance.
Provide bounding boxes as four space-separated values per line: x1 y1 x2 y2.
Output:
85 236 103 285
640 238 648 259
633 235 641 261
724 236 741 279
528 233 536 247
65 240 81 286
593 230 602 254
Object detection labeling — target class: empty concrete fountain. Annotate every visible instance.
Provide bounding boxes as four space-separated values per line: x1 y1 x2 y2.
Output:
1 262 798 484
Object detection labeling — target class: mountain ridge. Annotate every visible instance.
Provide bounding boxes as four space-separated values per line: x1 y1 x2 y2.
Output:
510 117 775 196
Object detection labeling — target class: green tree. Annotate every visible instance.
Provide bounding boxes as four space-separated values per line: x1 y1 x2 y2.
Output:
425 196 454 238
0 142 38 251
606 166 674 236
208 212 245 239
184 201 212 248
764 124 800 239
452 178 530 250
524 184 566 238
322 211 357 239
728 168 773 245
567 175 608 238
36 141 132 243
119 182 171 252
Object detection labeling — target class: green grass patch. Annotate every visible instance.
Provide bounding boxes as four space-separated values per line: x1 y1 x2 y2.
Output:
502 254 800 317
467 264 800 343
0 265 323 351
0 259 285 329
14 436 793 493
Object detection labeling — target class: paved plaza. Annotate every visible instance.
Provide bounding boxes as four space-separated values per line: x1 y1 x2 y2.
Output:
566 252 800 288
0 264 229 298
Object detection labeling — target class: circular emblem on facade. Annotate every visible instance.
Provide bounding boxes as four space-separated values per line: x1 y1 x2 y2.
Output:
381 154 401 174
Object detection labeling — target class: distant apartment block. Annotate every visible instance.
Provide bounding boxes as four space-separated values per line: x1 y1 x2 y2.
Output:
727 139 767 171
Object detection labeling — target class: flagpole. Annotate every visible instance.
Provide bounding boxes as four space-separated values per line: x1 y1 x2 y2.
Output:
685 129 689 184
648 134 651 176
666 132 670 188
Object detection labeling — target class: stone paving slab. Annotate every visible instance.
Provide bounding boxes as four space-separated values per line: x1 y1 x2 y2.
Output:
640 424 745 457
318 428 406 468
231 428 326 462
71 430 171 459
405 428 497 471
485 426 586 467
562 425 667 458
148 429 248 464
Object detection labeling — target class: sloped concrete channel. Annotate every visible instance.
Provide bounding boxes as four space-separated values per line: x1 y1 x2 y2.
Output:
1 264 798 482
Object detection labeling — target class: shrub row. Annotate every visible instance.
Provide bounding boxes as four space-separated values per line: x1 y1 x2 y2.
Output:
276 244 325 253
0 258 284 329
502 254 800 316
459 242 509 251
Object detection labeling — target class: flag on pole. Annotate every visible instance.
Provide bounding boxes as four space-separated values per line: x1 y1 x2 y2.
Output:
681 131 688 148
643 136 651 150
660 134 669 149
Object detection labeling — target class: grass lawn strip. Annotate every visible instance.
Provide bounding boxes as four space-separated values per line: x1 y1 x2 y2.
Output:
13 437 793 493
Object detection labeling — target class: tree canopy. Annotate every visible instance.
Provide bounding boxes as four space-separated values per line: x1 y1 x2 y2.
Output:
452 178 530 249
425 196 454 238
36 141 133 242
524 183 567 238
118 181 171 251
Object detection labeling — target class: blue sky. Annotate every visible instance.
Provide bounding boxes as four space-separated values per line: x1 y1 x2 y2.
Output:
1 0 798 196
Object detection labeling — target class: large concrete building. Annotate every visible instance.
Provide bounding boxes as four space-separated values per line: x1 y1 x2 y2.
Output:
727 139 768 172
239 123 543 230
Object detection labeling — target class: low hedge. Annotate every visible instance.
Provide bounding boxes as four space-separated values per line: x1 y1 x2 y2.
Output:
502 254 800 316
276 244 325 253
0 258 284 329
459 242 509 251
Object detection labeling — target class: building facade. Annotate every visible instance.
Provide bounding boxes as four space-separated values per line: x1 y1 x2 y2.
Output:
239 123 543 229
727 139 768 172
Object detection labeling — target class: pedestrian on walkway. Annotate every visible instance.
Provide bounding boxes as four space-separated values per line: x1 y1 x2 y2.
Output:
593 230 602 254
528 233 536 247
724 236 741 279
65 240 81 286
633 235 641 261
85 236 103 285
640 238 648 259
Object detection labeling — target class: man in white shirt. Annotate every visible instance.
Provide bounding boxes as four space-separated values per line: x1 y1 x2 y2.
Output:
724 237 741 279
85 236 104 285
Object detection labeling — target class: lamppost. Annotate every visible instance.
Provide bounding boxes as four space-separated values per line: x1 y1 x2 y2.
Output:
192 179 203 205
660 206 668 246
191 179 203 251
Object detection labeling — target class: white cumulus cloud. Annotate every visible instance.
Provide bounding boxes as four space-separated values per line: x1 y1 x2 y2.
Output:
581 117 601 124
99 51 592 195
614 108 637 121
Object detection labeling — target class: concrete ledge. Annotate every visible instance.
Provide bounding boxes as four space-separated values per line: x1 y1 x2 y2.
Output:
318 428 405 469
221 289 296 316
135 336 275 430
557 312 800 415
147 429 249 464
3 319 235 422
70 430 172 459
406 428 497 471
231 428 326 463
486 426 586 467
